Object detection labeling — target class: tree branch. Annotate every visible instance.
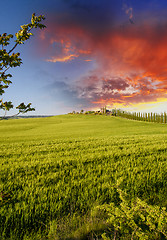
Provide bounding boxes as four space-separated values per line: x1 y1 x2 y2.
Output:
8 42 19 55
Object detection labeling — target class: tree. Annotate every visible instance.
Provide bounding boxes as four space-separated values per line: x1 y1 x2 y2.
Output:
0 13 46 119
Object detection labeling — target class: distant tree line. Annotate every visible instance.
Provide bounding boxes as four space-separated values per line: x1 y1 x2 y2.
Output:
117 109 167 124
69 107 167 124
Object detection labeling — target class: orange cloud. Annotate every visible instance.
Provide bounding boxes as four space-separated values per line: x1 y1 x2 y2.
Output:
46 54 79 63
39 16 167 108
39 22 91 63
84 59 92 62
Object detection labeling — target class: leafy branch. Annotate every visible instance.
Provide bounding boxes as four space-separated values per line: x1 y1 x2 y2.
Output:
96 188 167 239
0 13 46 119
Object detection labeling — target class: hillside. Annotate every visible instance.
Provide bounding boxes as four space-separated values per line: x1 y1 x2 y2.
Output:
0 115 167 239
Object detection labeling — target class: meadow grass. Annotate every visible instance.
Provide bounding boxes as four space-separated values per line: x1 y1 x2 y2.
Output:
0 114 167 239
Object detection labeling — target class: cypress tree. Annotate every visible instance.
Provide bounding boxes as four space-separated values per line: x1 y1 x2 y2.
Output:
164 112 166 124
161 113 163 123
148 113 150 122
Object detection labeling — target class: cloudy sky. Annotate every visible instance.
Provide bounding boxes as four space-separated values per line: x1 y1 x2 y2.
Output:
1 0 167 115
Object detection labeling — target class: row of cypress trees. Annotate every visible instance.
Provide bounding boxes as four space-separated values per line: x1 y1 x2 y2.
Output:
116 110 167 123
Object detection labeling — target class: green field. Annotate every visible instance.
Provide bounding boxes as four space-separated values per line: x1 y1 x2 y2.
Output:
0 115 167 239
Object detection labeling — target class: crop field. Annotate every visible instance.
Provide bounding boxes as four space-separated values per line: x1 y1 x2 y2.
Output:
0 114 167 239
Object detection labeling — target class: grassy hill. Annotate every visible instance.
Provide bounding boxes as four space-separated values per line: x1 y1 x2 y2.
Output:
0 115 167 239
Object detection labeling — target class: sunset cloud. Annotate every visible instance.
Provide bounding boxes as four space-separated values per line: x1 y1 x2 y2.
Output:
39 2 167 109
46 54 79 63
122 2 134 24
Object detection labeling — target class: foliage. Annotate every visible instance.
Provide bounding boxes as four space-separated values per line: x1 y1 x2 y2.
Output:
0 115 167 239
97 188 167 240
0 13 46 119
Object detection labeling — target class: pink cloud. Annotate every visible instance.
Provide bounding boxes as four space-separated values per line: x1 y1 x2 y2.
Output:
39 15 167 107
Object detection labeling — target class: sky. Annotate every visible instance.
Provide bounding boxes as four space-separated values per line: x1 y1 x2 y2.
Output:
1 0 167 115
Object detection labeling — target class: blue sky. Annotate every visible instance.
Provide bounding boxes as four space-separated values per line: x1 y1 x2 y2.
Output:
1 0 167 115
